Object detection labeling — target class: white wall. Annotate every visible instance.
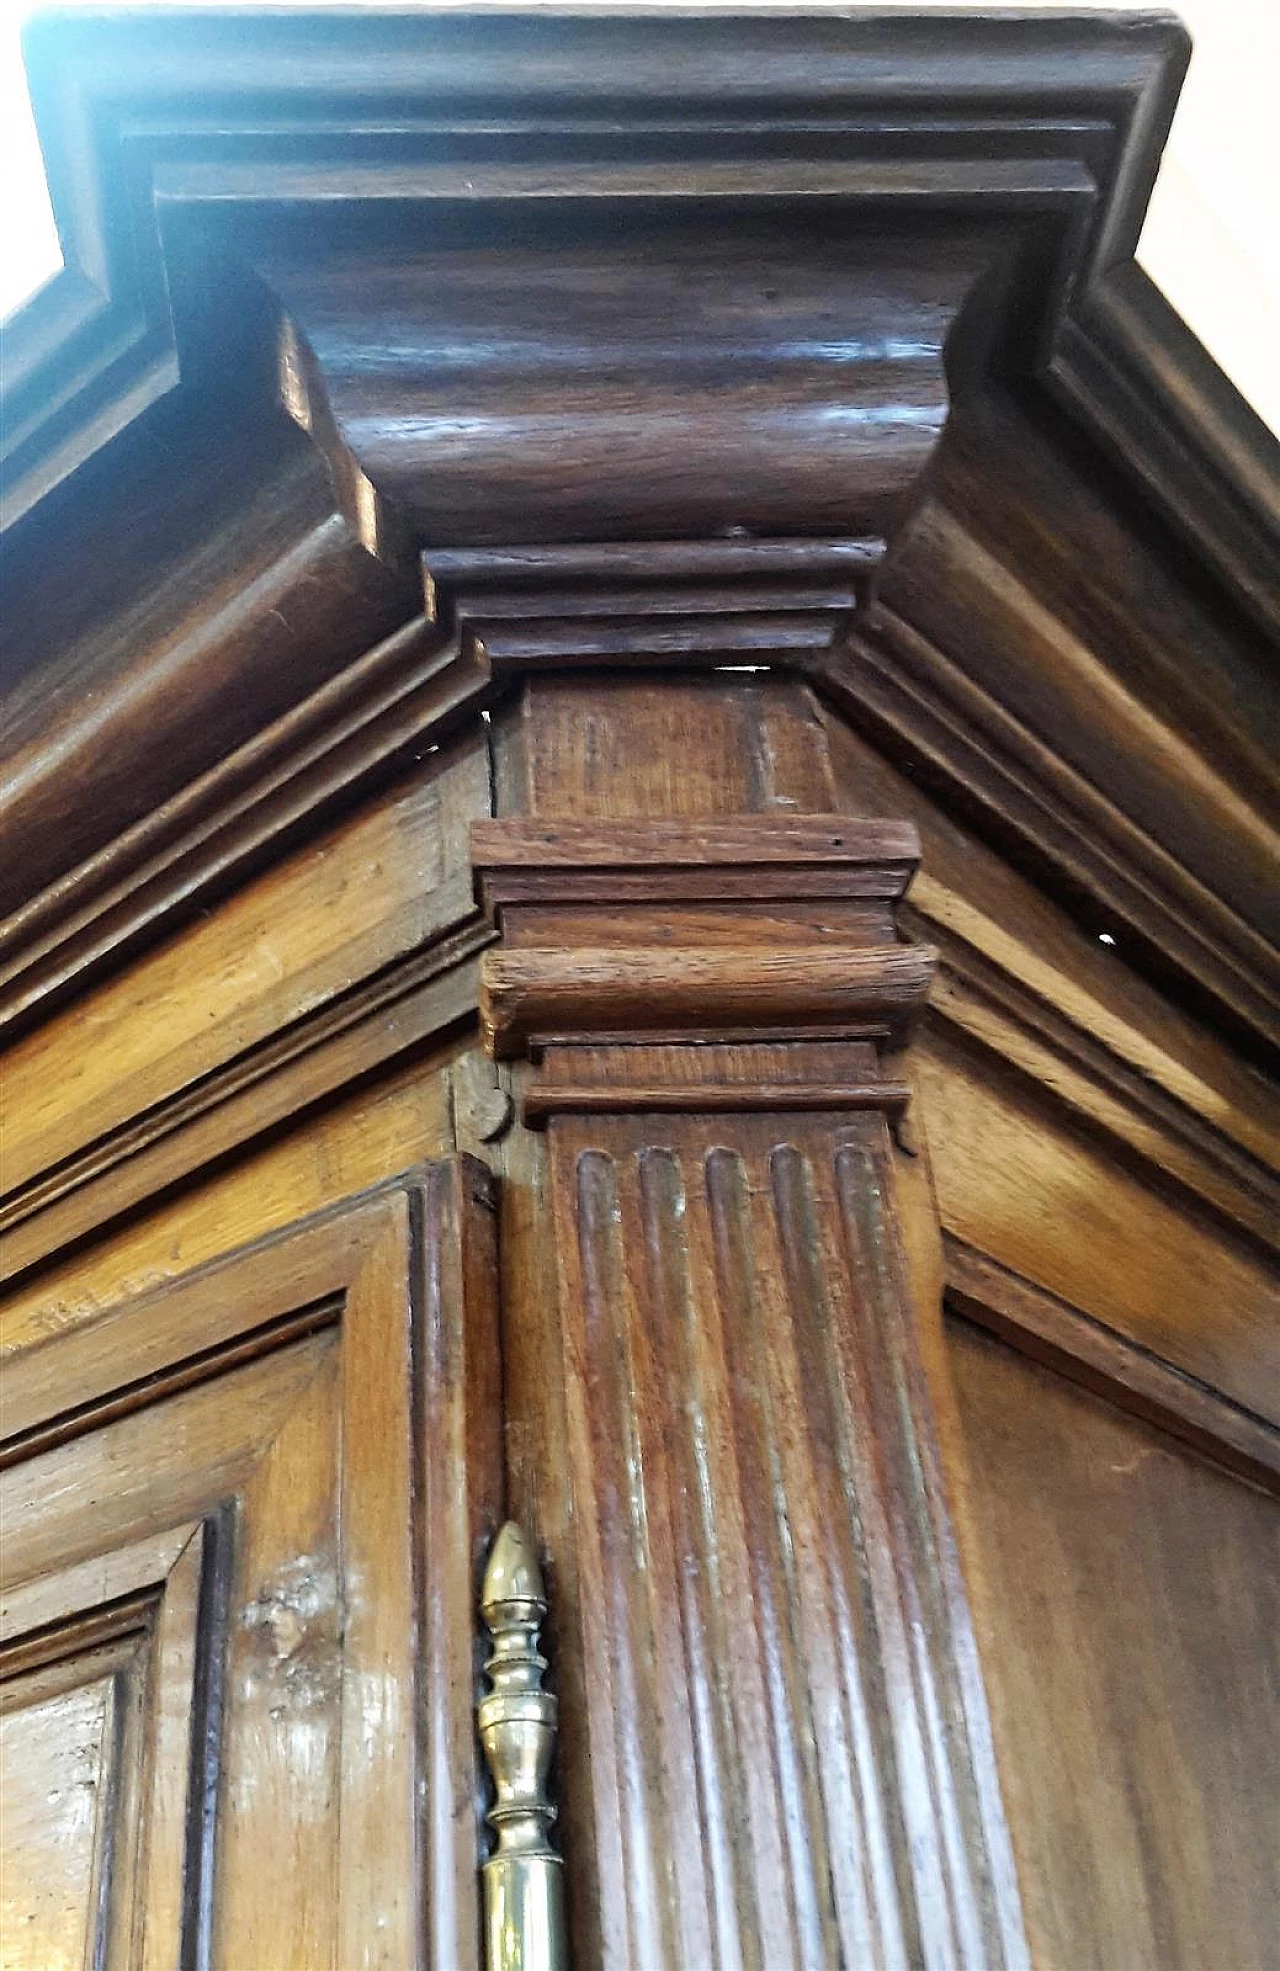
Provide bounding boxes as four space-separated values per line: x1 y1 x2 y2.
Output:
2 0 1276 434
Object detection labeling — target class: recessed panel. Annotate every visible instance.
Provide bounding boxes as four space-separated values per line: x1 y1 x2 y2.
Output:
950 1318 1280 1971
0 1675 115 1971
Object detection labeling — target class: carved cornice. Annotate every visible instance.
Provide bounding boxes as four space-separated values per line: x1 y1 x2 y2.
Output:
472 814 935 1122
268 228 974 559
3 6 1275 1083
7 7 1194 550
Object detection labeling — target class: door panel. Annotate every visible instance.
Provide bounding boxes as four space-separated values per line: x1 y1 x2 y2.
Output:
948 1316 1280 1971
2 1669 123 1971
1 1522 209 1971
0 1163 501 1971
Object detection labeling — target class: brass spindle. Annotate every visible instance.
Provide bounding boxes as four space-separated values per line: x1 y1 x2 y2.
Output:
478 1522 567 1971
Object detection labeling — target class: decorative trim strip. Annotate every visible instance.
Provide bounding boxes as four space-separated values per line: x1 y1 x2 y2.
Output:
481 943 936 1061
807 613 1280 1066
473 814 920 905
0 913 492 1286
909 890 1280 1259
427 537 883 674
522 1078 910 1126
944 1235 1280 1488
429 536 884 589
0 619 491 1042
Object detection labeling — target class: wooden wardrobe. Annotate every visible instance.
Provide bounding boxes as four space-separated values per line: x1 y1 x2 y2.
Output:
1 11 1276 1969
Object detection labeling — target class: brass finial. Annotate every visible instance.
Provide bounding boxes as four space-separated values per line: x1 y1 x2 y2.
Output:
478 1523 567 1971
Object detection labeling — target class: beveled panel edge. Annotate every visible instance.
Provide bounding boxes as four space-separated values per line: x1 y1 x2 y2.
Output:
0 1161 502 1971
943 1233 1280 1488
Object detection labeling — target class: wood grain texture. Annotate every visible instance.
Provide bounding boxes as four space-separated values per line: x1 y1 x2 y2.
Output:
481 942 936 1060
0 1166 502 1969
474 809 934 1071
814 382 1280 1063
0 1522 213 1971
948 1320 1280 1971
0 618 489 1041
944 1235 1280 1491
5 7 1190 539
914 1027 1280 1429
426 534 882 673
276 222 968 547
914 881 1280 1260
0 1674 118 1971
544 1111 1025 1970
0 1049 457 1353
1 420 419 925
477 743 1024 1967
0 740 492 1282
2 16 1277 1968
474 814 919 885
1 3 1273 1102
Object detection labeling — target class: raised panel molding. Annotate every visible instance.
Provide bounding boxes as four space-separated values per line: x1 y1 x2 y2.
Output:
0 1520 215 1971
473 811 1028 1969
0 1162 502 1969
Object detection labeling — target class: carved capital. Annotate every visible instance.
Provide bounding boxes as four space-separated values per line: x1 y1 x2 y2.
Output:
472 814 936 1123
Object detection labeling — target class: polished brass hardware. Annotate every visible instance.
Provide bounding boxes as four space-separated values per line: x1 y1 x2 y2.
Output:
479 1522 567 1971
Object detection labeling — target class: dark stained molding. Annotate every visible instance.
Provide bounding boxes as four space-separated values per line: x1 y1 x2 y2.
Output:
1048 262 1280 644
0 408 424 918
3 8 1277 1075
265 224 980 552
423 537 883 672
8 7 1188 536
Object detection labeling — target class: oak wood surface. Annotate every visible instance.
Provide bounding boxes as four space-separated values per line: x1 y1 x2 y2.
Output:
2 5 1275 1083
482 675 1028 1967
0 1165 501 1971
0 1674 119 1970
944 1235 1280 1492
948 1319 1280 1971
1 14 1277 1967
